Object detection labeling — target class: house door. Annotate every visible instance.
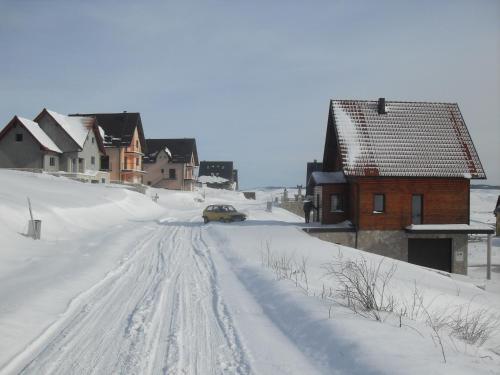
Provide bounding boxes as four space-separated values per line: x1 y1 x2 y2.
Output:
412 195 423 224
408 238 452 272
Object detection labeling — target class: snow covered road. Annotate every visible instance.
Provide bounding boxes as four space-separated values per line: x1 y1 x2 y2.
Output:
3 210 330 375
4 219 253 374
1 172 499 374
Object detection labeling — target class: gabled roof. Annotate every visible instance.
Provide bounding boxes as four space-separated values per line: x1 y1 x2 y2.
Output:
327 99 486 179
34 109 106 154
69 112 146 151
199 161 234 180
144 138 198 164
0 116 62 153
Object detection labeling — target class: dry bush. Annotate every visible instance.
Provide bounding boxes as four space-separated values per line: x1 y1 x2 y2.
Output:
323 254 397 321
447 304 500 346
260 241 309 295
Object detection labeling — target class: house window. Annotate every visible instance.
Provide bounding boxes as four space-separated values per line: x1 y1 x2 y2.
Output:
373 194 385 213
124 157 128 169
49 157 55 166
15 133 23 142
135 157 139 166
169 169 176 179
330 194 344 212
92 137 95 144
161 168 164 174
412 194 423 224
136 140 139 148
91 156 95 165
147 181 151 186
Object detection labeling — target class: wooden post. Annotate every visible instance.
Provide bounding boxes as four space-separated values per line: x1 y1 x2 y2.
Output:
487 234 492 280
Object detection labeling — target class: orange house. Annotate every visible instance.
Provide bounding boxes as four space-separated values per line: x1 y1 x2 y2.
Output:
70 112 147 184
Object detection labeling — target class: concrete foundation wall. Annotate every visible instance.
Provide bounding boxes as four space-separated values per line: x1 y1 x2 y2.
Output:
304 229 468 275
307 232 356 248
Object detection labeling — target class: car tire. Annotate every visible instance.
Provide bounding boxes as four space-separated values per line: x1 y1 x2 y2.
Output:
203 217 209 224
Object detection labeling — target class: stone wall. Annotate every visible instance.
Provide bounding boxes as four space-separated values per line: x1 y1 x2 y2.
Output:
280 200 305 218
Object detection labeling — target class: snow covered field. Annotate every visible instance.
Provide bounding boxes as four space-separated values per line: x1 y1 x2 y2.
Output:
0 170 499 374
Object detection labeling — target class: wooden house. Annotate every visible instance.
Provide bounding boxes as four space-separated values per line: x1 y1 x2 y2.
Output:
307 98 493 274
0 116 62 171
70 112 146 184
143 138 199 191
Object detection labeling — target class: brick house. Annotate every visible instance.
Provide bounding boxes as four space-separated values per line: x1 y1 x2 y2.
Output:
307 98 493 274
143 138 199 191
70 112 146 184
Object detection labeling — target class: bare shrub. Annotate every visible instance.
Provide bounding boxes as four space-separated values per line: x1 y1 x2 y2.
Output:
260 241 310 295
323 254 397 321
447 304 500 346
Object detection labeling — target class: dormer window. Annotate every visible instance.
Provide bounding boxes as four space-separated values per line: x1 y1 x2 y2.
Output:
15 133 23 142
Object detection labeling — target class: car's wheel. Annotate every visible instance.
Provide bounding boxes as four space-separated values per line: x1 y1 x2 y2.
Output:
203 217 209 224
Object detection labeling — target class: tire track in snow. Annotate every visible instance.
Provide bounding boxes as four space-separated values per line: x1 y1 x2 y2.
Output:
6 218 253 375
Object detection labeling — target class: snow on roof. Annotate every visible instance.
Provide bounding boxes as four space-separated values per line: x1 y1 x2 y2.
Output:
330 100 486 179
406 223 494 234
310 171 347 184
46 110 93 149
17 117 62 153
198 175 229 184
98 126 105 139
164 147 172 158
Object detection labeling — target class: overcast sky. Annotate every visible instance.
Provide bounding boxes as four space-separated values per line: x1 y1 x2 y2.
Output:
1 0 498 188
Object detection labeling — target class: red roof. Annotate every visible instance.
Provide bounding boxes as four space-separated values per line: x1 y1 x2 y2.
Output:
330 100 486 179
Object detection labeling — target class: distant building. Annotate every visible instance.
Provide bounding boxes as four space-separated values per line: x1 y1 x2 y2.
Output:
143 138 199 191
70 112 146 184
306 160 322 196
34 109 108 182
198 161 237 190
0 116 62 172
307 98 493 274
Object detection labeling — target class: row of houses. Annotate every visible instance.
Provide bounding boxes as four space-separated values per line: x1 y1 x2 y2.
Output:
0 109 238 191
303 98 494 275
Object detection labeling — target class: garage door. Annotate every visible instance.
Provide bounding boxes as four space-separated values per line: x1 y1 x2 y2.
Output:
408 239 452 272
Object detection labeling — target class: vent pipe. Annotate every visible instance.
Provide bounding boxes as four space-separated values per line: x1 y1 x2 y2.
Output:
378 97 386 114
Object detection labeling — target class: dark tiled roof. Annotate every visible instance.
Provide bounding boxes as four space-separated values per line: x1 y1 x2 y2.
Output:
306 161 323 194
144 138 198 164
199 161 234 180
329 100 486 178
69 112 146 151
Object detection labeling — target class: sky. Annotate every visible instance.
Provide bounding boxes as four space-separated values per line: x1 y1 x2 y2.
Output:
0 0 498 188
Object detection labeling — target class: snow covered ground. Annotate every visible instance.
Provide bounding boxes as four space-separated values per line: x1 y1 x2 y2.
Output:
0 170 499 374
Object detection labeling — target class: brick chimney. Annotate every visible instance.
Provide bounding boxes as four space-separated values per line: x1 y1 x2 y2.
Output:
378 98 386 114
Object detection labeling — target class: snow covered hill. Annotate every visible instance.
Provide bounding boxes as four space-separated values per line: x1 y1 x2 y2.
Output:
0 170 499 374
